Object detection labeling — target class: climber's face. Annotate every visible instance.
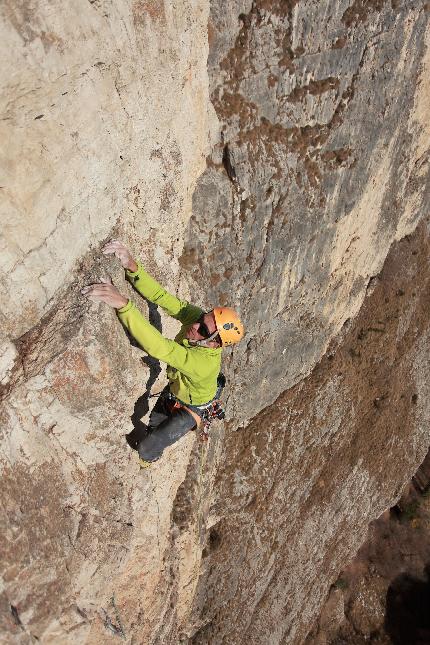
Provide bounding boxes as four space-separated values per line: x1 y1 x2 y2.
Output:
187 311 219 343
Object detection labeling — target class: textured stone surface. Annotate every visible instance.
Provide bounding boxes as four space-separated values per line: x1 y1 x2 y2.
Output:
1 1 430 644
307 451 430 644
184 0 430 422
1 1 215 642
0 0 215 340
187 221 430 644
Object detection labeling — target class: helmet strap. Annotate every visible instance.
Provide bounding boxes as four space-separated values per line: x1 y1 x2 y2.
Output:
189 330 221 347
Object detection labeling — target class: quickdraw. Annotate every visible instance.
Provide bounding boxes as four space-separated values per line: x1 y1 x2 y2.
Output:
198 400 225 442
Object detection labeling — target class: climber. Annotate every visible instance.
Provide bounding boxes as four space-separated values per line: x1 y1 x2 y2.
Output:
81 239 244 467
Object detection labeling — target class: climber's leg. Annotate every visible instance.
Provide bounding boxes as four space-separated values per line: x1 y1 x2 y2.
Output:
138 407 197 465
147 389 170 429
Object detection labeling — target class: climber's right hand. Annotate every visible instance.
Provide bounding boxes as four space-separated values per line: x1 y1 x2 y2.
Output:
81 279 129 309
103 239 138 272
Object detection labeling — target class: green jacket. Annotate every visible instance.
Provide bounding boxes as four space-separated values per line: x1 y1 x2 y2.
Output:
117 263 222 406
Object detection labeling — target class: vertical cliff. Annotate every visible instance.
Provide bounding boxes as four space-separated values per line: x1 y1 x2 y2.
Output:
1 1 430 644
1 1 215 642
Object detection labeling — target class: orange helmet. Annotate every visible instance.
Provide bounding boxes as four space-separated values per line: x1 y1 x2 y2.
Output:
213 307 244 346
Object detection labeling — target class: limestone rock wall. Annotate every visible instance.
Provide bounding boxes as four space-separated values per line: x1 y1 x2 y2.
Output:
1 1 216 642
0 0 214 341
184 0 430 422
1 1 430 644
188 222 430 644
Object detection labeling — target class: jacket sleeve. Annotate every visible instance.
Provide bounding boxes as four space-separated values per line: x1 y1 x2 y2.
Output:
126 262 202 325
117 300 199 377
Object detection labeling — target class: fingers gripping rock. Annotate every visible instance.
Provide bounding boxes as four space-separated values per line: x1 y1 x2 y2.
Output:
81 282 128 309
102 240 137 272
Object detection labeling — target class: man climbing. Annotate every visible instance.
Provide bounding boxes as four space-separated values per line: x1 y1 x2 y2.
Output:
82 240 244 466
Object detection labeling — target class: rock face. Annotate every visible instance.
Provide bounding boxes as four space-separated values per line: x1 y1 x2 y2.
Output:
0 0 214 340
186 0 430 421
1 1 215 642
306 450 430 645
187 222 430 644
1 1 429 644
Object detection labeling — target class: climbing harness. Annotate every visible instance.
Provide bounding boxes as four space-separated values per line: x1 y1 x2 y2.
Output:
138 374 226 468
166 396 225 442
168 373 226 442
138 398 224 468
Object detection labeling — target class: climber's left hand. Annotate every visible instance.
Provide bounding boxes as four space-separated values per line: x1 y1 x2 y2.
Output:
81 278 128 309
